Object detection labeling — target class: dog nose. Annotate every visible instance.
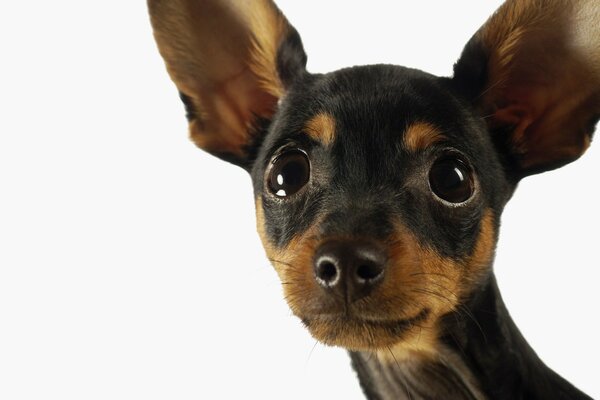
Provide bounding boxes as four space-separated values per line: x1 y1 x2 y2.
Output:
313 240 386 301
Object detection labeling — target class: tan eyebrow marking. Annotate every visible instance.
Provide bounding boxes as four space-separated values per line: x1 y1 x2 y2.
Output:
304 112 336 146
403 122 446 152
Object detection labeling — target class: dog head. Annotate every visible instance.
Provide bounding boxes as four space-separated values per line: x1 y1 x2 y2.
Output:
149 0 599 353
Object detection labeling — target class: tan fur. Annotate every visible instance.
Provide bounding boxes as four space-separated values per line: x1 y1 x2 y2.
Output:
379 209 495 361
246 0 289 99
304 113 336 146
403 122 446 152
256 195 496 353
376 324 440 363
255 197 322 317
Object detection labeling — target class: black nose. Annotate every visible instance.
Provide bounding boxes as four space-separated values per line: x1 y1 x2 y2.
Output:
313 240 386 302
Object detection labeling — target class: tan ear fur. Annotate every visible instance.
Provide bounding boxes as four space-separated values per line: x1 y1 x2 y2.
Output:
148 0 295 160
458 0 600 174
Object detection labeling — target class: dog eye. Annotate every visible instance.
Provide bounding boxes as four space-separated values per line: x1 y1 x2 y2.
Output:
429 157 473 203
268 150 310 197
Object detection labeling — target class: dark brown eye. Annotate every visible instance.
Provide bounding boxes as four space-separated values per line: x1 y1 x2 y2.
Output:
429 157 473 203
268 150 310 197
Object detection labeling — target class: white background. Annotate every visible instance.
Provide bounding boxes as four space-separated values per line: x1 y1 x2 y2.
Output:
1 1 598 399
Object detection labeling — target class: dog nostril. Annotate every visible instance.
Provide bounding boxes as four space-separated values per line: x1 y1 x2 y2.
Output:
316 260 339 285
320 262 337 281
356 262 384 282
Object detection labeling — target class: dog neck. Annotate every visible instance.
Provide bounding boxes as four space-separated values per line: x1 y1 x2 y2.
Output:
349 274 590 400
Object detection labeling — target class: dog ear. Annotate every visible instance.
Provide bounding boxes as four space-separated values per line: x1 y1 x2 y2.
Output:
453 0 600 177
148 0 307 168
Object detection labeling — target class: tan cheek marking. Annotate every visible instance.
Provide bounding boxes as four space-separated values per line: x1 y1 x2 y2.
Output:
255 197 320 315
304 113 336 146
403 122 446 152
373 226 460 360
461 209 496 293
255 198 272 256
379 210 496 363
255 197 291 278
384 224 463 317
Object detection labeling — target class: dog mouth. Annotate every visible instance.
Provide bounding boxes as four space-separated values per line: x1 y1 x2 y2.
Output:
300 308 430 350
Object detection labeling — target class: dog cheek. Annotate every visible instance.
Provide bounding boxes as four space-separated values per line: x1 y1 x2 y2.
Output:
421 209 496 315
254 197 321 315
385 229 463 317
384 210 496 318
459 209 496 295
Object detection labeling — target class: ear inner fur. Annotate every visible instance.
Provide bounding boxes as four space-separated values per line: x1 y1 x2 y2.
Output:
148 0 305 162
453 0 600 176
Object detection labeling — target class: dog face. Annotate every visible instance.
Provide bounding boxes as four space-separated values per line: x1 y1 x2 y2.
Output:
149 0 599 353
251 66 504 350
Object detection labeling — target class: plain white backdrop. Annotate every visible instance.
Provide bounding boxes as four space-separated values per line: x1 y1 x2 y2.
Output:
0 1 598 399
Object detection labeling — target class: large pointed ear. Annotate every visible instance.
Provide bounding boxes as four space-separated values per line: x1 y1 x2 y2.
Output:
453 0 600 177
148 0 307 167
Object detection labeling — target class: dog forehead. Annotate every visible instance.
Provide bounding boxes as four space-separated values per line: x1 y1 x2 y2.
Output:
253 64 494 193
275 65 476 149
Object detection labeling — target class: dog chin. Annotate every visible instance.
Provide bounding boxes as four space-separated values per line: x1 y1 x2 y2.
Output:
300 309 430 351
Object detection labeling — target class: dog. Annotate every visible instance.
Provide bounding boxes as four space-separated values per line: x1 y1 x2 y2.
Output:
147 0 599 398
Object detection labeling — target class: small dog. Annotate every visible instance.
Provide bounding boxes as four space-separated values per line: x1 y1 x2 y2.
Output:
148 0 599 398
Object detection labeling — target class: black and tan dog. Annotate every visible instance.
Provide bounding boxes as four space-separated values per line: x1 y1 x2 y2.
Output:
148 1 599 398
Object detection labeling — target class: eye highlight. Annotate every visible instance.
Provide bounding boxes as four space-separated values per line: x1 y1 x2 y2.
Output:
267 149 310 197
428 156 474 204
